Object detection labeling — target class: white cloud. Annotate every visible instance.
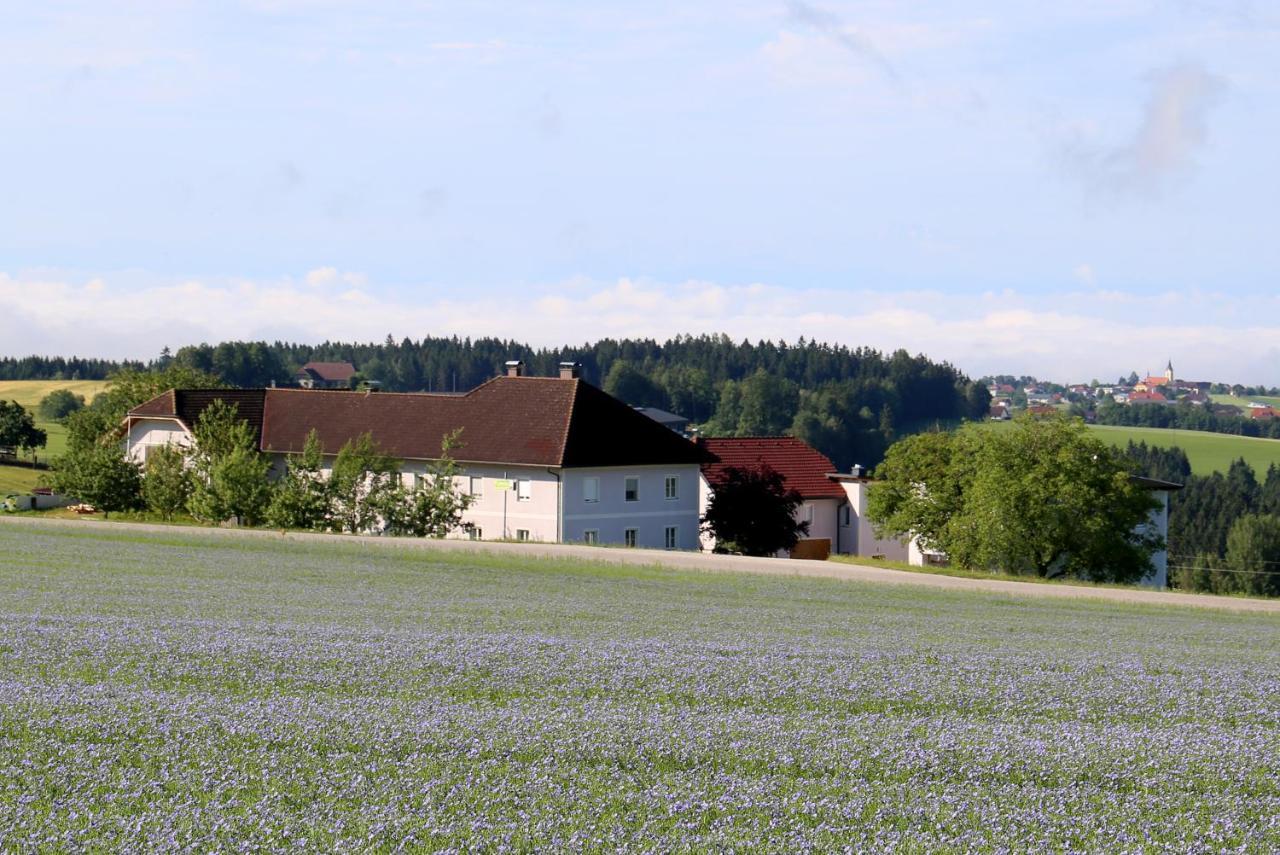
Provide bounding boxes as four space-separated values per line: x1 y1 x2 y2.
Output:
1061 61 1227 197
3 270 1279 385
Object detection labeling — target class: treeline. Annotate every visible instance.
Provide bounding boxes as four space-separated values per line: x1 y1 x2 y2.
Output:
6 335 990 469
0 355 144 380
1096 401 1280 440
1124 441 1280 595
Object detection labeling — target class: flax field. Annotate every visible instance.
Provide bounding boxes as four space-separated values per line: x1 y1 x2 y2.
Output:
1 521 1278 851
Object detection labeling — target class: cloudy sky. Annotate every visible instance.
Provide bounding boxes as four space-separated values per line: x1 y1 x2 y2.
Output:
2 1 1278 383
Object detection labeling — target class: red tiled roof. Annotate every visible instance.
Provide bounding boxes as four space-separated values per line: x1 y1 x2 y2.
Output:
129 377 708 468
696 436 846 500
298 361 357 382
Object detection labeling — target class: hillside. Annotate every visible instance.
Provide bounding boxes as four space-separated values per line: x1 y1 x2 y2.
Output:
1086 424 1280 476
0 380 111 494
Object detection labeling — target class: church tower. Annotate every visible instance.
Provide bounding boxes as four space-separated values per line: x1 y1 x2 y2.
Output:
1164 359 1174 383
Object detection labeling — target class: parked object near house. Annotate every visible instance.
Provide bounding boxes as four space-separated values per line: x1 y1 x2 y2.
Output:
634 407 690 436
295 361 357 389
125 368 708 549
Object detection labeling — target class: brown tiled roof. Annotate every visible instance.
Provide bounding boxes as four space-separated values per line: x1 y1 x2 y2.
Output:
128 377 708 468
697 436 847 500
298 361 356 382
129 389 268 436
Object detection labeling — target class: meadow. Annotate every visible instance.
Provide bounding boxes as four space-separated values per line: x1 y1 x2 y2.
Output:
1086 423 1280 476
1212 393 1280 409
0 380 110 494
1 520 1277 851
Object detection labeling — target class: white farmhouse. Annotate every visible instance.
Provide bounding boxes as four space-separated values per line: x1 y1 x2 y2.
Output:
125 361 707 549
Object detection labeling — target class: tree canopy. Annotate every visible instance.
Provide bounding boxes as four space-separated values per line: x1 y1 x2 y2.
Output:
869 416 1162 582
701 463 809 557
0 400 46 456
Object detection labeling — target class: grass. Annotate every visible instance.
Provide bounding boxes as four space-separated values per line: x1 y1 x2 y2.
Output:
0 520 1277 849
0 379 110 491
1086 423 1280 476
1211 393 1280 408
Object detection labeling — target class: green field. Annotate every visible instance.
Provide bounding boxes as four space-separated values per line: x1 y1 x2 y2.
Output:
1086 423 1280 476
1211 393 1280 409
0 520 1277 850
0 379 110 489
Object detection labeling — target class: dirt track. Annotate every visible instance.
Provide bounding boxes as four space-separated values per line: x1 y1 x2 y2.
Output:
3 515 1278 615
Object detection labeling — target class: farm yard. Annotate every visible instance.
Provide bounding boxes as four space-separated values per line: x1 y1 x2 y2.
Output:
1 520 1278 850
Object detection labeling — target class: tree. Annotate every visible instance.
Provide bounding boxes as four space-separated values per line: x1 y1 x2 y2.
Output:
187 399 272 526
1224 514 1280 597
0 400 47 458
701 463 809 557
48 444 142 517
736 370 799 436
142 444 191 520
38 389 85 421
869 415 1162 583
383 429 474 537
328 432 400 533
265 429 331 530
603 361 668 410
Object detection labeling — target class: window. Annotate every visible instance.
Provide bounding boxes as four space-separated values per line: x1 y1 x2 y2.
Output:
624 477 639 502
516 479 532 502
803 503 814 523
402 472 419 489
469 476 483 497
664 526 678 550
516 529 530 542
583 477 599 503
841 505 851 525
583 530 599 545
468 526 483 541
664 475 679 500
624 528 638 548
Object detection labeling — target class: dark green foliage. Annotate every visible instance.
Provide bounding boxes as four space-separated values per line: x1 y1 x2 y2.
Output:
603 361 668 410
0 400 46 456
1224 515 1280 598
265 430 331 530
701 464 809 557
187 400 272 526
871 416 1161 583
48 445 142 517
142 444 191 521
328 433 401 534
37 389 85 421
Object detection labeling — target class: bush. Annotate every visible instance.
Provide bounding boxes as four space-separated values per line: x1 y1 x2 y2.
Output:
38 389 86 421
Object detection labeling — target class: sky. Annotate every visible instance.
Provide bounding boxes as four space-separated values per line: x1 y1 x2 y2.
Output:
2 1 1278 384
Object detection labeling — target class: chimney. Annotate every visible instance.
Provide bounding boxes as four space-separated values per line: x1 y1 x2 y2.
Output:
558 361 581 380
505 360 525 378
850 464 867 478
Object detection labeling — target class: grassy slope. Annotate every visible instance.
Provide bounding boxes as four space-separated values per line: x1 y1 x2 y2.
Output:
1086 423 1280 476
0 521 1277 850
1211 393 1280 408
0 379 110 489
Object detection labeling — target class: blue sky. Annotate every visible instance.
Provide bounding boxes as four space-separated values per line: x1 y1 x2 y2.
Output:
2 1 1278 383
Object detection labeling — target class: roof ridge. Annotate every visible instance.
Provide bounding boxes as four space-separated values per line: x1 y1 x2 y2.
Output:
558 379 581 466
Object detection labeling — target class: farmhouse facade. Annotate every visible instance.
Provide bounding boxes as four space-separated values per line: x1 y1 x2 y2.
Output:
125 366 708 549
295 361 357 389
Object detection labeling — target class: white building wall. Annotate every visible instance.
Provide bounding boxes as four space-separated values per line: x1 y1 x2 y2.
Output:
563 464 701 550
1139 490 1171 589
124 419 193 465
833 478 909 561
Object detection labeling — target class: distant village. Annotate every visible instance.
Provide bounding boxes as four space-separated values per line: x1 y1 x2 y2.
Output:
984 361 1280 423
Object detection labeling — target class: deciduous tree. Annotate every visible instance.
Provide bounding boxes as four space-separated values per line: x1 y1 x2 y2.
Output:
701 463 808 557
142 444 191 521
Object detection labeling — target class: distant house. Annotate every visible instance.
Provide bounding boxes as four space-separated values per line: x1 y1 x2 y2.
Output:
1027 404 1059 417
1247 405 1278 421
1128 390 1168 405
989 403 1011 421
124 361 709 549
634 407 690 436
295 361 357 389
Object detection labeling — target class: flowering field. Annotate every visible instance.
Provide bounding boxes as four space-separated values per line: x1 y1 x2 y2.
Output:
1 522 1278 851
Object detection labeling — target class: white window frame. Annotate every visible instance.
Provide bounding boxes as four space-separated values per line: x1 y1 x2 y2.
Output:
516 529 530 542
803 503 814 523
469 526 483 541
624 477 640 503
469 476 483 497
583 477 600 503
664 474 679 501
664 526 678 550
516 479 532 502
583 529 599 545
624 528 638 548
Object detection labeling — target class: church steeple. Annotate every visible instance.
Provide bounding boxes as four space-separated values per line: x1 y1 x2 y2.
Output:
1164 359 1174 382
